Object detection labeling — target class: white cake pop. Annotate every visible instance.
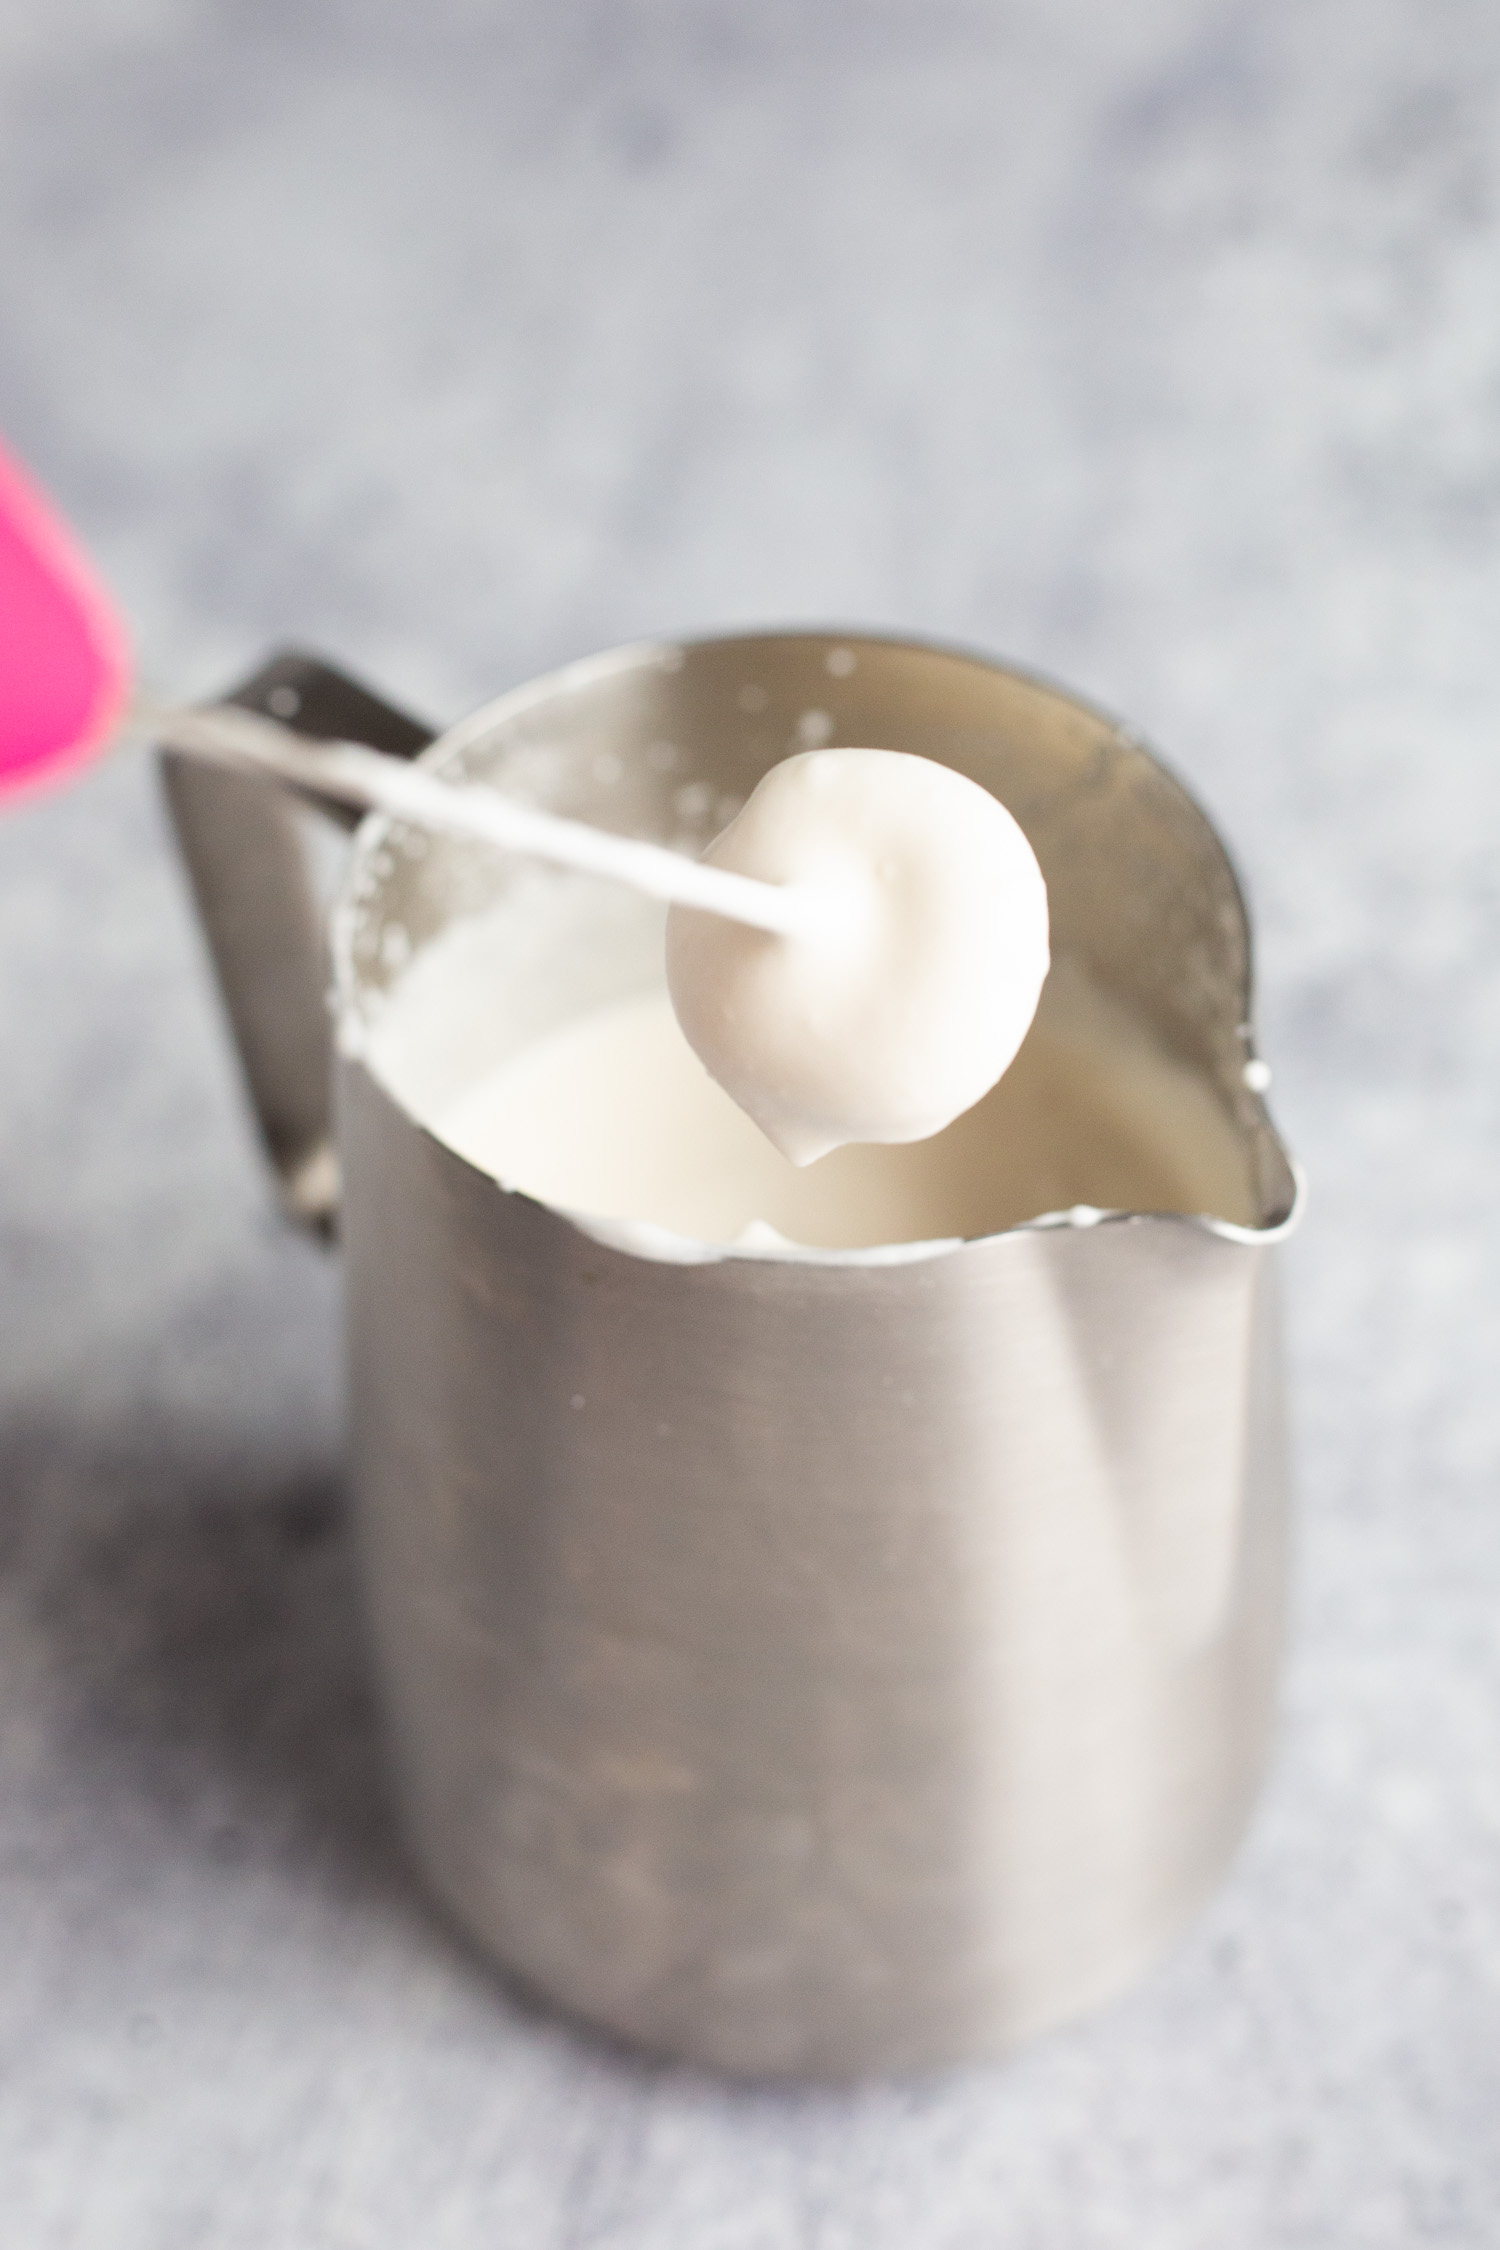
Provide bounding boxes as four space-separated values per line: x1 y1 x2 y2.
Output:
666 748 1050 1165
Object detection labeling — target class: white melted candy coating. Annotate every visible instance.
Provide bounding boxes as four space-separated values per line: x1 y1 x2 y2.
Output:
665 748 1051 1165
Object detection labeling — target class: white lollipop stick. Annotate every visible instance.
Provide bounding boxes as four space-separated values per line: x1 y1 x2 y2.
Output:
127 694 815 938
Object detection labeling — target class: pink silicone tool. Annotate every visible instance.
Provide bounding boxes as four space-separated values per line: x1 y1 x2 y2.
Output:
0 439 132 803
0 442 806 932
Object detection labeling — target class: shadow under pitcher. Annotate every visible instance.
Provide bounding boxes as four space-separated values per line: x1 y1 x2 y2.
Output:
161 628 1302 2079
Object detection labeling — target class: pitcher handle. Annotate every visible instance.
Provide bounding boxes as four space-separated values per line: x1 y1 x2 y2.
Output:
158 650 435 1236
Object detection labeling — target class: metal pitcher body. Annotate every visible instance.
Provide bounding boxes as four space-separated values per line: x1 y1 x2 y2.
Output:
167 630 1301 2078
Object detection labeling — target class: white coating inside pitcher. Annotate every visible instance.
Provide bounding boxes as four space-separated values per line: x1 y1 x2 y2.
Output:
329 632 1302 1265
351 860 1266 1264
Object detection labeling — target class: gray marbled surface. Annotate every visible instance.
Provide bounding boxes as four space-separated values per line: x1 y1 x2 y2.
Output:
2 3 1498 2243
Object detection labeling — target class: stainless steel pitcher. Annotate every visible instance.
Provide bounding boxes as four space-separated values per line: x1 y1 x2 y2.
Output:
162 630 1301 2079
